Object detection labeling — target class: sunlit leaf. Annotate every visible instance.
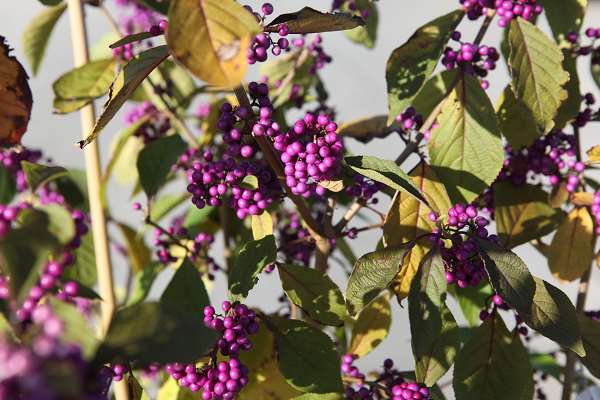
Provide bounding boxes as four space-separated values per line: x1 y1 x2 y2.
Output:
549 207 594 281
348 292 391 357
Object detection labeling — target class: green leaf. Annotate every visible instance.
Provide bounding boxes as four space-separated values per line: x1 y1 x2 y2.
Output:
268 316 343 393
54 169 89 211
81 46 170 147
128 262 164 305
428 73 503 204
183 206 220 236
549 207 594 282
496 85 539 149
348 292 391 358
93 301 218 367
138 0 170 14
103 115 149 188
109 32 159 49
150 193 190 222
167 0 260 87
251 212 273 241
344 2 378 49
38 0 62 5
453 313 534 400
137 134 187 197
116 223 151 274
229 235 277 301
63 232 97 287
0 167 16 204
22 2 67 75
540 0 587 46
494 181 564 248
49 298 98 359
409 250 461 386
160 258 210 316
592 62 600 92
386 9 464 124
21 161 67 192
578 313 600 379
507 18 569 134
449 283 493 327
411 69 461 119
126 374 150 400
277 264 346 326
29 204 77 246
265 7 364 34
345 155 427 205
482 248 585 356
346 244 412 316
530 353 562 381
53 59 116 106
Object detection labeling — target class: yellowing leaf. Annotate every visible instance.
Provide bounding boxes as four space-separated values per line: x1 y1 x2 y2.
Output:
348 292 391 357
587 145 600 164
572 192 594 206
0 36 33 146
252 212 273 240
238 358 302 399
167 0 260 87
549 207 594 281
383 163 451 299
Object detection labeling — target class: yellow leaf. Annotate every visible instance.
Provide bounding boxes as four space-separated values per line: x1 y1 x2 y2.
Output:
549 207 594 281
586 145 600 164
318 179 344 192
348 292 391 357
0 36 32 146
167 0 260 87
252 212 273 240
572 192 594 206
383 163 451 299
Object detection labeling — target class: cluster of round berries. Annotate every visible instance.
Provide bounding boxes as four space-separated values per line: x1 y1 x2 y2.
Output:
16 210 89 322
109 364 129 382
248 30 290 64
166 301 258 397
0 147 43 192
395 107 424 133
500 131 583 192
152 216 221 278
0 203 24 238
124 101 171 144
55 281 94 318
277 211 315 266
567 27 600 64
273 113 343 198
113 0 162 35
341 354 431 400
442 32 499 89
590 193 600 236
459 0 542 27
346 175 383 205
429 204 496 288
0 304 111 399
573 93 597 128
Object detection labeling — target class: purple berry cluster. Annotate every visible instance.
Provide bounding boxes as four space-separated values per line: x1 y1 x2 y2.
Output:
0 304 110 399
166 301 258 397
395 107 424 133
185 83 283 220
429 204 497 288
500 131 583 193
341 354 431 400
442 32 499 89
345 175 384 205
479 294 530 337
573 93 597 128
244 3 292 64
16 210 89 322
124 101 171 144
567 27 600 65
0 147 43 192
277 211 315 266
112 1 167 61
152 215 221 279
0 203 24 238
273 112 343 197
591 192 600 235
459 0 542 27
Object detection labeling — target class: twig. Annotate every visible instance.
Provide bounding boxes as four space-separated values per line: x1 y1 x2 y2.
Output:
66 2 128 400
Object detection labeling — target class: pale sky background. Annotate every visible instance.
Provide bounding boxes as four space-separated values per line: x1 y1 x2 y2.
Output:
2 1 600 399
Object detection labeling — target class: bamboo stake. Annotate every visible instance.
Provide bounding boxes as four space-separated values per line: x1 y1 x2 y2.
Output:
66 1 128 399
